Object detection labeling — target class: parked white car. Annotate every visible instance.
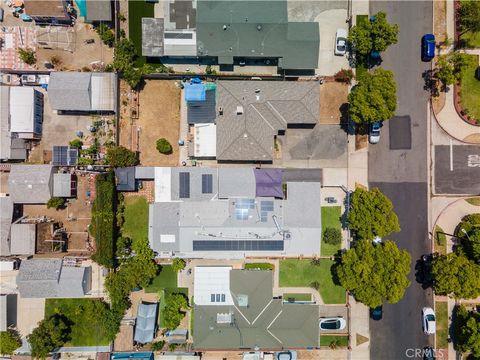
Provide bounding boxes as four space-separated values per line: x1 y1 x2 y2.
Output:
335 29 348 56
422 307 436 335
319 317 347 331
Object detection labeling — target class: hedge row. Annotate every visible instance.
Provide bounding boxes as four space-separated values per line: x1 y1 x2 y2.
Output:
91 172 116 268
244 263 274 270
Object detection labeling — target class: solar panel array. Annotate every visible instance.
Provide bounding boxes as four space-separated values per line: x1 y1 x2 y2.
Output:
179 172 190 198
260 201 274 222
193 240 284 251
234 199 255 221
53 146 78 166
202 174 213 193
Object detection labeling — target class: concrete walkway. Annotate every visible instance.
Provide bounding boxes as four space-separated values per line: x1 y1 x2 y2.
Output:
349 296 370 360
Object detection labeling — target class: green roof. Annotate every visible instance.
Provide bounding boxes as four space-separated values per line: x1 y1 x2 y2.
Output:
193 270 319 350
196 0 319 69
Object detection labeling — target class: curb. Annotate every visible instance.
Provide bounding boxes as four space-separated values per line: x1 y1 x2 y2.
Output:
430 103 480 145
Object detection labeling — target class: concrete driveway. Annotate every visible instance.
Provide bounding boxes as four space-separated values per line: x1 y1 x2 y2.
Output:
17 296 45 336
319 305 349 334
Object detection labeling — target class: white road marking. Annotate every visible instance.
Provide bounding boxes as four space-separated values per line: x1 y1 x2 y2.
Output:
449 139 453 171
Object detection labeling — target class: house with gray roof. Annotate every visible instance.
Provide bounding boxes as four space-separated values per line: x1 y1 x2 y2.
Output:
17 259 92 298
215 81 319 162
193 267 319 350
85 0 112 23
48 72 116 113
149 167 321 258
8 165 54 204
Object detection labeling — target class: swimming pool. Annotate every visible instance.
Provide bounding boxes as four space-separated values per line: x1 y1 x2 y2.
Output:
74 0 86 17
111 353 154 360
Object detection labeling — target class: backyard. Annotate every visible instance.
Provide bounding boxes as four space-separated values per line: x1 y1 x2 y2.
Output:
459 55 480 123
321 206 343 256
145 265 178 293
122 196 149 242
128 0 154 65
279 259 346 304
45 299 111 346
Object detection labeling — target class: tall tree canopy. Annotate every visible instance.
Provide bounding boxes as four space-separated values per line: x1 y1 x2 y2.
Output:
453 305 480 357
348 187 400 240
0 330 22 355
28 315 71 359
348 68 397 124
336 239 411 308
105 146 139 168
458 0 480 36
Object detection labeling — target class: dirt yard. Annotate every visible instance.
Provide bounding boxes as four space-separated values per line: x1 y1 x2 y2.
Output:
320 82 349 124
120 80 181 166
36 22 113 71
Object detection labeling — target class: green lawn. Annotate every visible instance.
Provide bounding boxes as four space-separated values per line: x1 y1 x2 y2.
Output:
128 0 154 66
279 259 346 304
460 31 480 49
283 293 312 302
321 206 342 256
434 225 447 255
244 263 274 270
45 299 111 346
466 198 480 206
320 335 349 347
122 196 149 242
145 265 177 293
459 55 480 123
436 301 449 349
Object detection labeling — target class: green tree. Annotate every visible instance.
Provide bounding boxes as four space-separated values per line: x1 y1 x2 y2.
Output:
0 330 22 355
348 187 400 241
106 146 138 168
348 68 397 124
156 138 173 154
46 197 66 210
458 0 480 36
96 24 115 47
123 66 143 89
336 239 411 308
432 252 480 299
113 39 136 72
348 12 399 55
453 304 480 357
435 53 474 89
28 315 71 359
323 227 342 245
172 258 186 273
17 48 36 65
163 294 188 330
69 138 83 149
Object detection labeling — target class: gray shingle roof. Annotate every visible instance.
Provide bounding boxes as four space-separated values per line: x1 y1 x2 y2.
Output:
115 167 136 192
53 173 73 197
8 165 53 204
10 223 36 255
142 18 164 57
48 72 92 111
85 0 112 22
194 269 319 350
216 81 319 161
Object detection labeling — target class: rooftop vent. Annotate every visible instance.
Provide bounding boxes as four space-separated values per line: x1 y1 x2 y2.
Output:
223 25 227 30
218 106 223 115
216 313 233 324
237 294 249 307
257 24 262 31
236 106 244 115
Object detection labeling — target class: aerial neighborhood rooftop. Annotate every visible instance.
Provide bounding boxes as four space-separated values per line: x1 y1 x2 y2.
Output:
1 0 480 359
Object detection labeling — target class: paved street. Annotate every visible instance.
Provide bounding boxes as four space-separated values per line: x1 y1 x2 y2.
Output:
434 145 480 195
368 1 434 358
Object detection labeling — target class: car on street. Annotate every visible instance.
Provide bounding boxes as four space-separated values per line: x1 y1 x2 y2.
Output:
421 34 436 61
275 351 297 360
370 305 383 320
369 122 381 144
319 317 347 331
335 29 348 56
416 254 434 287
422 307 436 335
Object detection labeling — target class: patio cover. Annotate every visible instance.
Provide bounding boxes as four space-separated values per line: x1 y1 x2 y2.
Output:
134 303 158 344
254 168 283 198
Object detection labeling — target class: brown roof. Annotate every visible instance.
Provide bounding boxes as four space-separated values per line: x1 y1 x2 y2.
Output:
24 0 68 17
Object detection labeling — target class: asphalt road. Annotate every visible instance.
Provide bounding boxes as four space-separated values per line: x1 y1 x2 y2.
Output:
368 1 434 358
435 145 480 195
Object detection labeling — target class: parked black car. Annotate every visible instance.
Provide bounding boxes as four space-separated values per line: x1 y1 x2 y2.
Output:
370 305 383 321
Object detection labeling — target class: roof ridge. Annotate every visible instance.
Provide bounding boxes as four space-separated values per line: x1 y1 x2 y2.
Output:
298 82 319 119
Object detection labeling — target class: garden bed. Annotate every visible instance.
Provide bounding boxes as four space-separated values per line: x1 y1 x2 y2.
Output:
320 335 349 348
321 206 342 256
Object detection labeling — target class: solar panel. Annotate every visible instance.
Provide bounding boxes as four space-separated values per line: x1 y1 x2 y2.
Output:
261 201 274 212
179 172 190 198
193 240 284 251
235 208 249 220
202 174 213 194
260 212 268 222
235 199 255 209
53 146 78 166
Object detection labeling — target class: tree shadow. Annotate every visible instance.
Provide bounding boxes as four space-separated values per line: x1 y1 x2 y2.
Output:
339 103 356 136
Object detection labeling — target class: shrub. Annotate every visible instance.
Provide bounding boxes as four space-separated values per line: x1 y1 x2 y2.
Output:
163 293 188 330
156 138 173 154
334 69 354 84
69 138 83 149
0 330 22 355
50 55 62 67
172 258 186 273
244 263 274 270
324 227 342 245
47 197 66 210
106 146 138 168
151 340 165 351
17 48 36 65
28 315 71 359
96 24 115 47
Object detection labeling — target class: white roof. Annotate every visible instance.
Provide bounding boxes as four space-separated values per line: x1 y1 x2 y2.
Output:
155 167 172 202
194 123 217 157
194 266 234 306
9 87 35 133
90 73 115 111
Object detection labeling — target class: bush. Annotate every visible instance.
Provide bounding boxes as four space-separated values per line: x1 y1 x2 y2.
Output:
47 197 66 210
69 138 83 149
324 227 342 245
156 138 173 154
334 69 354 84
96 24 115 47
163 293 188 330
151 340 165 351
172 258 186 273
244 263 274 270
0 330 22 355
106 146 138 168
91 172 116 268
17 48 36 65
28 315 71 359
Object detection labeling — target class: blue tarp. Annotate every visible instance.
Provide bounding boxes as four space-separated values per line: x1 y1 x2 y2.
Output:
185 82 206 102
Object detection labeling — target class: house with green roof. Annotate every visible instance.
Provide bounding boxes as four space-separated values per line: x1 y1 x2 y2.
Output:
193 267 319 350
